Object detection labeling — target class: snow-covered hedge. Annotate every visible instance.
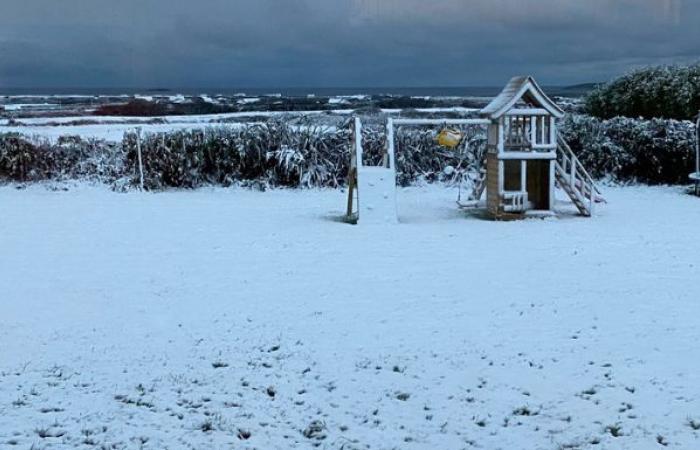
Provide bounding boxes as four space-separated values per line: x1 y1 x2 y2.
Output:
0 134 124 183
0 121 482 189
122 120 485 189
585 63 700 120
560 115 696 184
0 116 695 188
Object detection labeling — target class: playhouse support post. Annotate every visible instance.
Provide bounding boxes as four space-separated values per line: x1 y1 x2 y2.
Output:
498 161 505 196
549 160 556 211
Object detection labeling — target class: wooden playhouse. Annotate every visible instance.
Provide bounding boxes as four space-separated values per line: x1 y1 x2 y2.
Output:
481 76 599 219
346 76 603 223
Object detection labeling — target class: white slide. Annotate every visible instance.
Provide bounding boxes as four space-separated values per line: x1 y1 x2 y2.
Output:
357 166 398 224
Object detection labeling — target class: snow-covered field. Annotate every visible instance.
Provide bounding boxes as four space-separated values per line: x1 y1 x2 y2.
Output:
1 185 699 449
0 111 353 143
0 108 477 143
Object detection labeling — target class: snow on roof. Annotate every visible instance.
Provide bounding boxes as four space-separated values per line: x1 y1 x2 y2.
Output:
481 76 565 120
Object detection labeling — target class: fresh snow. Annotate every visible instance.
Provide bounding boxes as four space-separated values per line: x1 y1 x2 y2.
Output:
0 108 478 142
0 123 253 143
1 103 62 112
3 110 354 127
237 98 261 105
1 185 699 449
0 111 355 142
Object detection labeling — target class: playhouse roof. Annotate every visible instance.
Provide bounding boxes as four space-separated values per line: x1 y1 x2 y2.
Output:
481 76 565 120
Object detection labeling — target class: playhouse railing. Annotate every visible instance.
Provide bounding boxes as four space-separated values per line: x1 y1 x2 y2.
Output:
502 191 528 213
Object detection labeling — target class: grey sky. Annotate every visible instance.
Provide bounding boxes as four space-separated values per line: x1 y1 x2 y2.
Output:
0 0 698 88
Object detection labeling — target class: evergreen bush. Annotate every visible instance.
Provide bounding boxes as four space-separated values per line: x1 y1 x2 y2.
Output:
585 63 700 120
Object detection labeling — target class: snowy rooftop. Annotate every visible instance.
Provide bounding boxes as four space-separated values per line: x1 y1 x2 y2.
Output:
481 76 565 119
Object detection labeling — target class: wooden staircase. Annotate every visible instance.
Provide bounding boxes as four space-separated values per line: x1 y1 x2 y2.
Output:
555 135 604 216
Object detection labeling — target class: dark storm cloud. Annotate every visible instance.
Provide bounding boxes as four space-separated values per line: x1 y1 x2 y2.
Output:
0 0 698 88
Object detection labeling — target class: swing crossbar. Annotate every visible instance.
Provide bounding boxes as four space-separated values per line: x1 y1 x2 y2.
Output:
391 118 491 126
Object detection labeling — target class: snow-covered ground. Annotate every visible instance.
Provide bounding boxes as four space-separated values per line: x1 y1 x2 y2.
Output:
1 185 699 450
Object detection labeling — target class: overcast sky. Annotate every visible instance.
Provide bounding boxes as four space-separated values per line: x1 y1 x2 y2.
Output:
0 0 698 88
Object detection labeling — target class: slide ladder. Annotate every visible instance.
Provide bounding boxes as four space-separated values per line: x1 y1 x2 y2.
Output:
555 135 604 216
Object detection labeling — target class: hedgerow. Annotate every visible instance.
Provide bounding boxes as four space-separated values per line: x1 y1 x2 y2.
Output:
585 63 700 120
0 115 695 189
559 115 696 184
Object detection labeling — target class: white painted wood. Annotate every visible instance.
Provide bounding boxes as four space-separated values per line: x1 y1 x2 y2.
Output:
570 159 576 186
520 160 527 192
498 120 505 154
481 76 565 119
505 108 549 116
530 116 537 146
498 160 505 195
499 151 556 160
540 117 546 145
502 191 528 212
549 117 556 145
386 118 396 169
353 117 398 224
391 118 490 126
354 117 363 168
356 166 398 224
135 127 144 191
697 114 700 173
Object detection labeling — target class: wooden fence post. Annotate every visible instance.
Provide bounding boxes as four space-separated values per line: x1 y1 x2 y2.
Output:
136 127 145 191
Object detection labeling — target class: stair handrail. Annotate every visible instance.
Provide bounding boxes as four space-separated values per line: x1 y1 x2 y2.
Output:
556 134 603 197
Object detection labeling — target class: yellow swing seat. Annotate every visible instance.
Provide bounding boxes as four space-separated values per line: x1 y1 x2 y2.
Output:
437 128 463 148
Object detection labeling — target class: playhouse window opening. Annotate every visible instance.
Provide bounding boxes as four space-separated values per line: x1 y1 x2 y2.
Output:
533 116 553 146
504 116 531 149
505 115 555 150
